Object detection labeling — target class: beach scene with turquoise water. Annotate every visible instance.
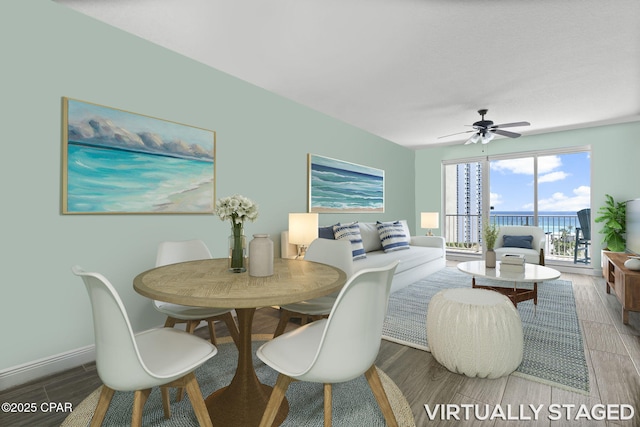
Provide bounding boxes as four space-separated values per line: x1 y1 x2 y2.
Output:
309 154 384 212
64 99 214 213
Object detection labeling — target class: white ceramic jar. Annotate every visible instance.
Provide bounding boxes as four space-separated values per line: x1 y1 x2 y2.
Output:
249 234 274 277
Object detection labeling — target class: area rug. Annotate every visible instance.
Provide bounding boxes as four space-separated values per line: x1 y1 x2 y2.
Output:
382 267 590 394
62 335 415 427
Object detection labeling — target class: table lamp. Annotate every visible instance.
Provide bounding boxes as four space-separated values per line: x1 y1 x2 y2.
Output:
421 212 439 236
288 213 319 258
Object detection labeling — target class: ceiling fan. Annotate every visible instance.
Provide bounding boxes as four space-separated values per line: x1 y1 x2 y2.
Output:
439 109 530 145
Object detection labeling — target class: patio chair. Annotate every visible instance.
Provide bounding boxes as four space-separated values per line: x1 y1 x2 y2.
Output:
574 208 591 264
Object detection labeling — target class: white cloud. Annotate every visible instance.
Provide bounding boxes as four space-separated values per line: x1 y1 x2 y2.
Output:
537 186 591 211
491 158 534 175
490 192 503 208
537 156 563 174
490 155 563 175
538 171 570 183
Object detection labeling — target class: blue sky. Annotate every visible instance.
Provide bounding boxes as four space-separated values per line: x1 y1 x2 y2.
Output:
490 152 591 212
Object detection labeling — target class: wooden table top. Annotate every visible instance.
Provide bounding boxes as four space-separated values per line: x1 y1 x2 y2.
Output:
133 258 347 308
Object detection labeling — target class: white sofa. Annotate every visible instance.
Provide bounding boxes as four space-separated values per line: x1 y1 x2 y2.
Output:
282 220 446 293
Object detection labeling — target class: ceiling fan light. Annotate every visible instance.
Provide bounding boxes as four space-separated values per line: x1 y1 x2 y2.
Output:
481 132 495 144
469 133 481 144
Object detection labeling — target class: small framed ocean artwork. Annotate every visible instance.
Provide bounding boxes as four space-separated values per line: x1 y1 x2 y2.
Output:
308 154 384 213
62 97 215 214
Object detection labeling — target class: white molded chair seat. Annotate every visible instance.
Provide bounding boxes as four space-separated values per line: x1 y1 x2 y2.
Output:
258 262 400 427
273 238 353 337
155 240 239 346
72 266 216 427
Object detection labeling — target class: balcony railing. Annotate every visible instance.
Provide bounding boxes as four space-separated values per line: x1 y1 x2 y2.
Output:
444 213 587 263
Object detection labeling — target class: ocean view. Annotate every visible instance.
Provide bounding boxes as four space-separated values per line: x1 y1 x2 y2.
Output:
490 211 584 235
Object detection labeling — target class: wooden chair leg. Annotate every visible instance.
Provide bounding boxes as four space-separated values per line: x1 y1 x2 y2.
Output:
207 320 218 345
274 310 293 338
186 320 199 334
164 316 178 328
161 387 171 419
90 385 115 427
364 365 398 427
183 372 213 427
220 312 240 347
131 388 152 427
259 374 293 427
324 383 333 427
176 387 185 402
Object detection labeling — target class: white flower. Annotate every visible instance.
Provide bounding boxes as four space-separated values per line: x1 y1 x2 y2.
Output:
215 194 258 226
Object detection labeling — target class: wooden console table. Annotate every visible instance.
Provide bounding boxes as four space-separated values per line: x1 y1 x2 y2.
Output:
603 251 640 324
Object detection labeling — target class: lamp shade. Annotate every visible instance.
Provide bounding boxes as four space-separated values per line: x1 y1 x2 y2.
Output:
288 213 319 246
421 212 439 229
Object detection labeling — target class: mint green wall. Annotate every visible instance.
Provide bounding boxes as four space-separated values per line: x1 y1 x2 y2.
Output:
415 121 640 267
0 0 414 371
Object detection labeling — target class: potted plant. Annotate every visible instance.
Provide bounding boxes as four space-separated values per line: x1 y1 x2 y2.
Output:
595 194 626 252
483 220 500 268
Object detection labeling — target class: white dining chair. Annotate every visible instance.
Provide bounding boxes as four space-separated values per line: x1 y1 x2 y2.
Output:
273 238 353 337
155 240 239 347
258 261 400 427
72 266 216 427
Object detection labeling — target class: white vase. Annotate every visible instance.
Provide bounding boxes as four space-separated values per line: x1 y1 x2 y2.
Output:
249 234 274 277
485 249 496 268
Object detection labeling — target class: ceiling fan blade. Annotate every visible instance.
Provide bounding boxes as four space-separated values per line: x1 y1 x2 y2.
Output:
492 129 521 138
492 121 530 129
437 130 474 139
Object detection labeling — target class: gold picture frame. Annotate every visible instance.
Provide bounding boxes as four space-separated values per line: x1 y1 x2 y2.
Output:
62 97 216 214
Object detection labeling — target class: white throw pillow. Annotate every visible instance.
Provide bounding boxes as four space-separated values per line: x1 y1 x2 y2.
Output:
333 222 367 260
376 221 410 253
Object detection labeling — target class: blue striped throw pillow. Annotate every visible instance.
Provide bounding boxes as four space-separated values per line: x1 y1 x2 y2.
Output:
333 222 367 260
376 221 410 253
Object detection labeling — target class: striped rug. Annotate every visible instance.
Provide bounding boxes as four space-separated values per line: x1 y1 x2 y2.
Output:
382 267 590 394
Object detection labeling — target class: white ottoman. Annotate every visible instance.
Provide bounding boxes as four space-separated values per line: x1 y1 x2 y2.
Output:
426 288 523 379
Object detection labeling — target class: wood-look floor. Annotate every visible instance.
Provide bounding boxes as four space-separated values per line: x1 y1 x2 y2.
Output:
2 263 640 427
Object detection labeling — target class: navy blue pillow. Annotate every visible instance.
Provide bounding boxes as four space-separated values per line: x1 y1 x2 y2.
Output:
503 235 533 249
318 224 338 240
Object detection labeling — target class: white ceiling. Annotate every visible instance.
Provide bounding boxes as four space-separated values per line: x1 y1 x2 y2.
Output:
54 0 640 149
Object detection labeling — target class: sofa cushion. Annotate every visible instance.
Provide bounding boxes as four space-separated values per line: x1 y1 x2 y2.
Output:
333 222 366 260
502 235 533 249
318 224 337 240
376 221 410 252
358 222 383 252
352 246 443 275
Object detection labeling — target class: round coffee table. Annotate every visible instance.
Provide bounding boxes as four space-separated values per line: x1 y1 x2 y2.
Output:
457 260 561 306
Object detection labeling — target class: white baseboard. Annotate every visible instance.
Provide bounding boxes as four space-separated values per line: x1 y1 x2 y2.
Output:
0 345 96 391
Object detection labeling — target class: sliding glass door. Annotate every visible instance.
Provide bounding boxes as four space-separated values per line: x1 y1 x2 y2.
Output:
443 149 591 264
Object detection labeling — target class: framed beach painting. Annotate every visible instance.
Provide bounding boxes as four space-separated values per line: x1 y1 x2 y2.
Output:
62 97 215 214
308 154 384 213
